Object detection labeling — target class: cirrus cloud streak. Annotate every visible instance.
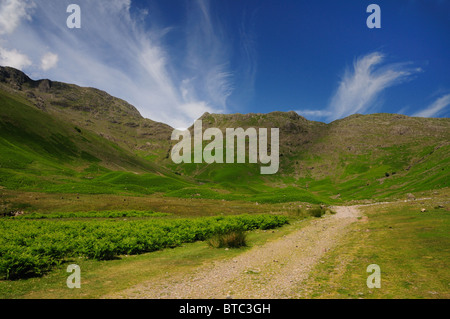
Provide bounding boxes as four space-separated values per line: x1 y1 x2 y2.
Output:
0 0 243 129
297 52 422 122
412 94 450 118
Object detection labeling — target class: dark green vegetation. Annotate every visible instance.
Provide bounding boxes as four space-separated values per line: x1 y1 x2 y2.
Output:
0 213 288 280
1 66 449 205
207 230 248 249
10 210 170 219
300 195 450 299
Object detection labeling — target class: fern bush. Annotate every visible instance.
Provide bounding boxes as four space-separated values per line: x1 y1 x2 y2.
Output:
207 230 247 249
0 214 288 279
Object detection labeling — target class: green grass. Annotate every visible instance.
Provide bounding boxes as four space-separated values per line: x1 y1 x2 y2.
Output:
0 90 191 196
11 210 170 219
299 195 450 298
302 144 449 203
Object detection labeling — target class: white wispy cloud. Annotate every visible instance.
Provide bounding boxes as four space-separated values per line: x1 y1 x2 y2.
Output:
295 52 422 122
295 109 332 119
231 6 259 108
412 94 450 118
0 0 35 35
182 0 233 112
40 52 58 71
0 46 31 69
327 52 421 122
0 0 236 129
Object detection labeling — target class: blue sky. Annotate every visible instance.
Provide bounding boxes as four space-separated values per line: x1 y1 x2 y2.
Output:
0 0 449 128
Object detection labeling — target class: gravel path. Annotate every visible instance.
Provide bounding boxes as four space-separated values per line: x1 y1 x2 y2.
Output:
107 206 361 299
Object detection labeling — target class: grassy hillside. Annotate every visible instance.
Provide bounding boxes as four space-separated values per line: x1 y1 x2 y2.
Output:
0 66 448 206
177 112 449 202
299 114 450 200
0 89 190 197
0 66 173 163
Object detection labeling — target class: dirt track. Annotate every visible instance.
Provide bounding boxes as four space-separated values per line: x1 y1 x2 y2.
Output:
107 206 361 299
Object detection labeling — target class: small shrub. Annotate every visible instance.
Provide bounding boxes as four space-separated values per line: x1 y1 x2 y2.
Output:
293 208 307 218
309 207 325 218
207 230 247 249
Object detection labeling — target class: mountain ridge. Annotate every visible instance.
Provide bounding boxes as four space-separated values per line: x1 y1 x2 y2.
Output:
0 66 174 163
0 66 449 203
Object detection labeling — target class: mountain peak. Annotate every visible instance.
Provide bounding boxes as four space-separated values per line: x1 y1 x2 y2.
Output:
0 66 55 94
0 66 32 89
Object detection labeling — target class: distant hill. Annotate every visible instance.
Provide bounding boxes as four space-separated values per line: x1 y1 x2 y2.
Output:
0 66 190 196
0 66 448 203
0 66 173 162
177 111 449 202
